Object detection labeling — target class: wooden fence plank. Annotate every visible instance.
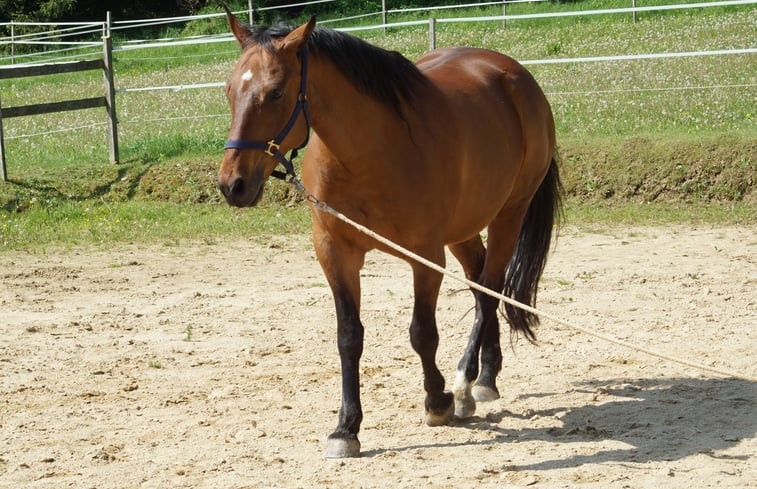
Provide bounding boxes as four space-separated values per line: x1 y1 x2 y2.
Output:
0 59 103 80
0 46 119 179
1 97 107 119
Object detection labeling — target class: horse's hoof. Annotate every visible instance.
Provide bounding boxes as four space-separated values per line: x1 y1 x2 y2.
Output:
454 395 476 419
453 371 476 419
324 437 360 458
472 384 500 402
425 401 454 427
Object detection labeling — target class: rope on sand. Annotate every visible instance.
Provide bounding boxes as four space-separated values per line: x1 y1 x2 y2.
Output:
289 178 757 383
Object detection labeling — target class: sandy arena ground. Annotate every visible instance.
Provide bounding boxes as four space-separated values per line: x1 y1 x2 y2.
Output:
1 225 755 488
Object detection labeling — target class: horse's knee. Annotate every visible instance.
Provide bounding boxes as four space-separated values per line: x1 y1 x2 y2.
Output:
409 316 438 354
336 319 364 357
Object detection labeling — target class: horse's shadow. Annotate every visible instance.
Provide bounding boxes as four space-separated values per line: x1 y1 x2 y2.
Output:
364 377 756 469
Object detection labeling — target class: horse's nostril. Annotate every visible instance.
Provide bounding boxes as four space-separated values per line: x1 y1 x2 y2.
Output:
217 181 230 198
230 177 245 197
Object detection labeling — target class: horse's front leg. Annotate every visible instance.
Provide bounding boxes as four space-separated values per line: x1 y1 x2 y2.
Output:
314 231 366 458
326 283 365 458
409 252 454 426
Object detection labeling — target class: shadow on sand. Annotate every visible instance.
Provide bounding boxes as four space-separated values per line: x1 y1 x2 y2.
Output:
363 377 756 469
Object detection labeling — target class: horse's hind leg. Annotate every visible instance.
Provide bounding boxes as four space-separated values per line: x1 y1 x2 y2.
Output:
471 294 503 402
449 237 504 418
409 248 454 427
450 204 529 415
472 207 533 402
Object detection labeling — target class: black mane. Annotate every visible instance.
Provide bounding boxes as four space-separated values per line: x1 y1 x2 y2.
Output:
245 22 428 114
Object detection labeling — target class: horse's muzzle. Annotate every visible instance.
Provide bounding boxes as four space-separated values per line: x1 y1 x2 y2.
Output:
218 148 267 207
217 174 264 208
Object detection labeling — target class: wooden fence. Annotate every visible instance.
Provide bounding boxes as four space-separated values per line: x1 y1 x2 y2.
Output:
0 36 118 181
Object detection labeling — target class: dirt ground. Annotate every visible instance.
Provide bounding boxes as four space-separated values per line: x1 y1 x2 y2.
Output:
1 224 755 488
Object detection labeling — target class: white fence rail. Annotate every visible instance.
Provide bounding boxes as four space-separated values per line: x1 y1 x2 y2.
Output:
520 47 757 65
437 0 754 22
2 0 755 63
0 0 754 145
109 0 756 93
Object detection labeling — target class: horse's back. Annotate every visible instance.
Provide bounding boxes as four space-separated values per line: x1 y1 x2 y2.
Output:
416 46 553 150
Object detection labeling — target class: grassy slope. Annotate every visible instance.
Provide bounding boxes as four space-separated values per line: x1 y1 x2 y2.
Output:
561 134 755 202
1 4 755 249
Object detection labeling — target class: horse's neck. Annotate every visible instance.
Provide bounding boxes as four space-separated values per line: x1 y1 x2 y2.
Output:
307 59 410 165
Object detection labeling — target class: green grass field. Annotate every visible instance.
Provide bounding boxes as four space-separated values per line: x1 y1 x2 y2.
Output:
0 1 755 249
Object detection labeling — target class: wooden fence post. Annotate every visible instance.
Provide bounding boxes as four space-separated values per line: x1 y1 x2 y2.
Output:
0 97 7 181
102 35 119 164
0 59 114 176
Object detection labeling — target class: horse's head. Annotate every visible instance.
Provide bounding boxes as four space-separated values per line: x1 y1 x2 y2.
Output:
218 10 315 207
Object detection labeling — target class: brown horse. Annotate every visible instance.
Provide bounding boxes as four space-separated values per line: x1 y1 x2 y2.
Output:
218 11 562 458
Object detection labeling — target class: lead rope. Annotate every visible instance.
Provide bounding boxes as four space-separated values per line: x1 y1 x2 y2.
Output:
287 176 756 383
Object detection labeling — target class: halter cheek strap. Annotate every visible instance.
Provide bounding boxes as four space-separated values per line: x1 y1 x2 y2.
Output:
224 47 311 181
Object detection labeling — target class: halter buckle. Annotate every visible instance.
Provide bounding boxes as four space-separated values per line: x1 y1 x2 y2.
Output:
265 139 280 157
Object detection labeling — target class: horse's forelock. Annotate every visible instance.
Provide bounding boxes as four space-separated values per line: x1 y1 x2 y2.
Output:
241 22 294 51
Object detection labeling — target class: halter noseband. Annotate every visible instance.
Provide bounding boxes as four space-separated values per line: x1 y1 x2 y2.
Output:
224 47 311 181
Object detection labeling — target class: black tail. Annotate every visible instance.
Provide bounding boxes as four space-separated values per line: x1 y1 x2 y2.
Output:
502 155 563 342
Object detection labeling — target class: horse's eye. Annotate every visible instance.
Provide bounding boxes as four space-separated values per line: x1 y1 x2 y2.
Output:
270 88 284 100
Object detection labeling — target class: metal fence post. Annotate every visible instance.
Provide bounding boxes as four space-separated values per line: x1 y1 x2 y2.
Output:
248 0 255 25
10 22 14 65
382 0 387 34
102 35 119 164
503 0 507 29
632 0 637 22
429 17 436 51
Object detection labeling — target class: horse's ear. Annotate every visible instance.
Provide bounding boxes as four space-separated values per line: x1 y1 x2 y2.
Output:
281 16 316 53
225 5 252 47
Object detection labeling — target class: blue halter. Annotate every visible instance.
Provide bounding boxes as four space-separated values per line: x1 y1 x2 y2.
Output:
224 47 311 181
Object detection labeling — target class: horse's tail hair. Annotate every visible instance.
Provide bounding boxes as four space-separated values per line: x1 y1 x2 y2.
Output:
502 154 563 342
